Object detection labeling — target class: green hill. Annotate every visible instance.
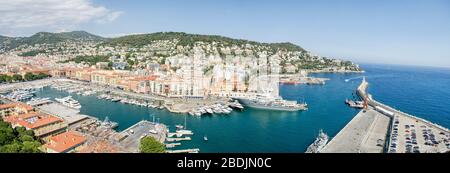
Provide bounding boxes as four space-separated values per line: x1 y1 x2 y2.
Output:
104 32 305 52
0 31 107 50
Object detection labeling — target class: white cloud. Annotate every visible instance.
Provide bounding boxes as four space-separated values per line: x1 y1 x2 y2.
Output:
0 0 122 33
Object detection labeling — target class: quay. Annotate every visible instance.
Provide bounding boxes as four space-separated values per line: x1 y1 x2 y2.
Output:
118 120 168 152
36 103 90 126
322 78 450 153
321 108 390 153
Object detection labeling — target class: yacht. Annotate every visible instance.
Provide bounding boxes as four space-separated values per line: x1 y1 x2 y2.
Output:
55 96 82 109
234 93 307 111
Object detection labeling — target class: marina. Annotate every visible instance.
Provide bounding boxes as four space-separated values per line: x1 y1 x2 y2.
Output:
1 64 449 152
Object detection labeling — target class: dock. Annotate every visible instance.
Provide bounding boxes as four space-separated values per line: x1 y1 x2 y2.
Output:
322 77 450 153
165 143 181 148
37 102 90 126
166 148 200 153
321 108 390 153
166 137 191 142
118 120 168 153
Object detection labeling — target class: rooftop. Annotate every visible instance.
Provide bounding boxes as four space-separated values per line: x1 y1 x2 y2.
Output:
0 102 33 111
45 131 86 153
16 113 63 129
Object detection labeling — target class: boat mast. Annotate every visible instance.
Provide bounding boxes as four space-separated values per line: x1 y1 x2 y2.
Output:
184 115 187 130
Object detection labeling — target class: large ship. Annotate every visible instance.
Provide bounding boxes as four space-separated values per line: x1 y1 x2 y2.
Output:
234 94 307 111
305 129 329 153
55 96 82 109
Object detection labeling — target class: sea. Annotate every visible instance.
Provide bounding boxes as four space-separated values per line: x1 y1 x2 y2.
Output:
34 63 450 153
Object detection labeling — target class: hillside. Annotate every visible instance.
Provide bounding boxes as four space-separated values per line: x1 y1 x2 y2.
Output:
103 32 305 52
0 31 107 51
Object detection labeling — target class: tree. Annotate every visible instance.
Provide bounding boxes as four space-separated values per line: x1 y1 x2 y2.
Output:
0 142 22 153
24 72 34 81
5 75 12 83
0 75 7 83
20 141 42 153
140 136 165 153
12 74 23 82
0 119 42 153
0 121 15 145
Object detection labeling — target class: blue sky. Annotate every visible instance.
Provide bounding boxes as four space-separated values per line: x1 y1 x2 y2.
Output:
1 0 450 67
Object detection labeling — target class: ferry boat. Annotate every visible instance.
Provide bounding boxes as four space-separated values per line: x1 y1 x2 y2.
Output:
305 129 329 153
234 93 307 111
55 96 82 109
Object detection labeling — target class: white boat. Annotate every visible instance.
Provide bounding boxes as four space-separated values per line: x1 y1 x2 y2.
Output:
55 96 81 109
204 136 208 141
111 97 121 102
222 109 231 114
176 129 194 135
206 108 214 114
234 93 307 111
213 108 223 114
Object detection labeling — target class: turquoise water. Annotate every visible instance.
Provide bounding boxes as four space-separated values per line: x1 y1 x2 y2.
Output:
34 64 450 153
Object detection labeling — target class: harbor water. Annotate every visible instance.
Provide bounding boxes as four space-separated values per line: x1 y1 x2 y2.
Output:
34 64 450 152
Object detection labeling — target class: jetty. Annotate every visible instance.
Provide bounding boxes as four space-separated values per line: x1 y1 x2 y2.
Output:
166 148 200 153
166 137 192 142
165 143 181 148
322 77 450 153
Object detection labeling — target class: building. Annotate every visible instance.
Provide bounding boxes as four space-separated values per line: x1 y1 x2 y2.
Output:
3 111 68 141
45 131 86 153
1 102 68 141
127 76 157 94
0 103 34 118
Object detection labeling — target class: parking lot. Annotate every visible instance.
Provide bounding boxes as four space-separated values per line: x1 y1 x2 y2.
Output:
388 115 450 153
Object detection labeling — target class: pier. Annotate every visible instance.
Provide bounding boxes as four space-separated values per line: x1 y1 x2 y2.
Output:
165 143 181 148
166 137 192 142
322 78 450 153
118 120 168 152
166 148 200 153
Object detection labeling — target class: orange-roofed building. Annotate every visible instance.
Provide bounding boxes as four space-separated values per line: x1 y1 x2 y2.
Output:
45 131 86 153
128 75 158 94
0 102 34 118
4 111 68 141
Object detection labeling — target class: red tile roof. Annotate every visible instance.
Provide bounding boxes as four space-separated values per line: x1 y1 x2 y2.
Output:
45 131 86 153
0 103 33 111
16 115 63 129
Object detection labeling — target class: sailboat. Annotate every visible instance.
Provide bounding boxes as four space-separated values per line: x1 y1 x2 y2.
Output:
176 116 193 135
